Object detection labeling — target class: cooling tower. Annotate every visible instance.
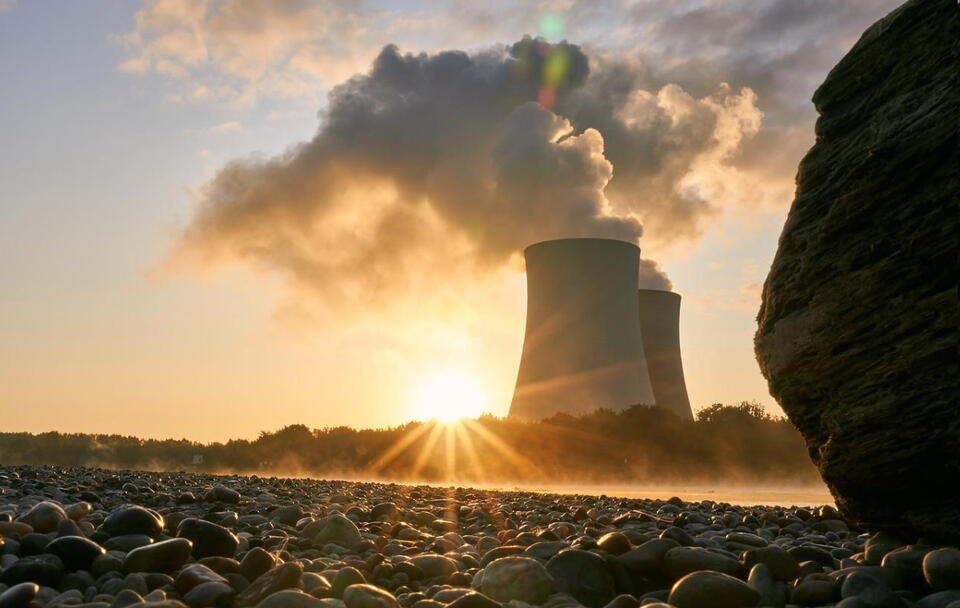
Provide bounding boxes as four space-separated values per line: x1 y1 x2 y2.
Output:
637 289 693 420
509 238 656 420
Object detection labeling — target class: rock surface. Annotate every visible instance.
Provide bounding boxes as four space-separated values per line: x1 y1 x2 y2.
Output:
755 0 960 541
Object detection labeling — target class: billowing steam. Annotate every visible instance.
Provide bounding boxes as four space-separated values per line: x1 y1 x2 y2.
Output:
173 37 759 303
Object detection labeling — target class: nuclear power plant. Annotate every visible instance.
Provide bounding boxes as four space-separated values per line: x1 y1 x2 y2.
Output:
509 238 692 421
637 289 692 419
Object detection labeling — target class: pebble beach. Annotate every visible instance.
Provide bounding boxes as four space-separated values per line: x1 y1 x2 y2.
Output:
2 466 958 608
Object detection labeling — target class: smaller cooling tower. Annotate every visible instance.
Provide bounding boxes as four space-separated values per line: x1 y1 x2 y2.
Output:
637 289 693 420
509 238 656 420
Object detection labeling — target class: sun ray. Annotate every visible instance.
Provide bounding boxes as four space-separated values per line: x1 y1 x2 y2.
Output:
511 360 642 401
365 420 435 476
411 420 445 479
461 418 547 479
454 422 485 483
444 423 456 482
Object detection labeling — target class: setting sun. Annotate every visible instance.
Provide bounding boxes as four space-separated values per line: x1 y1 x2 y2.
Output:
411 368 489 422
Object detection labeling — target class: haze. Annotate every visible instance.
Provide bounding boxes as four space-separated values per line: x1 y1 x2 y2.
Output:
0 0 899 442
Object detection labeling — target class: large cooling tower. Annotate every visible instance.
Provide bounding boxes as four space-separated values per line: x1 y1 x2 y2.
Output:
509 238 656 420
637 289 693 420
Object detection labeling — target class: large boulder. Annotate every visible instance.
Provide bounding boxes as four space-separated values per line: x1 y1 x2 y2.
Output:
755 0 958 541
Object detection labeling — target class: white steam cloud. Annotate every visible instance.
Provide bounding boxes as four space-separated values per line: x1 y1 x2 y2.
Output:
172 38 761 303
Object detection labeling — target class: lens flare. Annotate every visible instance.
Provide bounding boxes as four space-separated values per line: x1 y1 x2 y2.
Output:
537 46 568 108
538 14 565 42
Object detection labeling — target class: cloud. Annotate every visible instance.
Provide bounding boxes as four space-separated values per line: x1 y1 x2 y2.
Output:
167 38 766 306
143 0 900 314
116 0 383 105
185 121 243 135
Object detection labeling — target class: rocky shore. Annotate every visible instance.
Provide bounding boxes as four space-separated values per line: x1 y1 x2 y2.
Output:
2 466 958 608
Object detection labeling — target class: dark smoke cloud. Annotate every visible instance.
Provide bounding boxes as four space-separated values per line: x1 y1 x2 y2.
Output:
175 37 760 303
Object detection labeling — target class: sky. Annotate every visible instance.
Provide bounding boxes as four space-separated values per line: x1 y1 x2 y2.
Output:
0 0 901 442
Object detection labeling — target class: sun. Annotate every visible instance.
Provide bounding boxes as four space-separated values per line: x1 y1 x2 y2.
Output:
411 368 488 423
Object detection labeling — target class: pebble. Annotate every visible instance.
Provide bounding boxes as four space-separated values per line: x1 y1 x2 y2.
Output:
0 554 65 587
332 567 366 597
596 532 632 556
204 487 241 505
546 550 615 608
664 546 744 579
256 589 325 608
15 502 67 533
743 545 800 581
306 514 363 550
2 465 960 608
0 582 39 608
839 570 901 608
102 506 163 538
176 518 238 559
407 555 458 578
747 562 784 607
791 577 837 606
104 534 154 552
181 581 235 607
175 564 229 595
343 584 400 608
446 592 501 608
233 562 303 606
111 589 145 608
124 538 194 573
481 556 553 603
45 536 106 571
239 547 280 582
924 549 960 591
668 570 760 608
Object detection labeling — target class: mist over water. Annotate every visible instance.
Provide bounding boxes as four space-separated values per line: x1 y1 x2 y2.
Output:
496 484 833 508
0 403 823 507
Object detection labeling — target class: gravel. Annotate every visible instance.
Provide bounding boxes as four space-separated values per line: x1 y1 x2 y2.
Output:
1 465 958 608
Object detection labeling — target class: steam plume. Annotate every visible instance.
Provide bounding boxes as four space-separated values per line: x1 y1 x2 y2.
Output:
174 37 760 303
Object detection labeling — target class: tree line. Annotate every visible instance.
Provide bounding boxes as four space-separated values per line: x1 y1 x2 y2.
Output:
0 402 819 484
